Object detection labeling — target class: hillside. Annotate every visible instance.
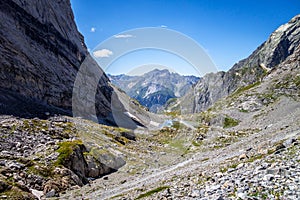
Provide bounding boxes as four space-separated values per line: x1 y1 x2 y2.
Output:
166 14 300 114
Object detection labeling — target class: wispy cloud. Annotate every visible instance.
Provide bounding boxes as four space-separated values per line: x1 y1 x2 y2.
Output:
93 49 113 58
160 25 168 28
90 27 96 32
114 34 133 38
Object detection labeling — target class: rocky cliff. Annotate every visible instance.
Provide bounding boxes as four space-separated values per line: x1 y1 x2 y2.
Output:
0 0 113 120
178 14 300 113
0 1 158 199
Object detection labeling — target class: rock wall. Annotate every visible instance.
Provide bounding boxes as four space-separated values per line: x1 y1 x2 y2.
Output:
0 0 112 119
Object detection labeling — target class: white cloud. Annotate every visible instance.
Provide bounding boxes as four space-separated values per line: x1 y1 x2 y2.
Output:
90 27 96 32
93 49 113 58
160 25 168 28
114 34 133 38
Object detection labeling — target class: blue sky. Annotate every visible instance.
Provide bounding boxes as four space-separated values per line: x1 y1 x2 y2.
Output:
71 0 300 76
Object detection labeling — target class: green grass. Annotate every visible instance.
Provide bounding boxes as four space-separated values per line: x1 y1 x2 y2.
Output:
233 81 261 96
28 164 54 177
247 154 263 163
169 139 189 154
239 108 248 113
111 193 125 199
223 117 239 128
220 162 239 173
294 76 300 87
201 157 209 162
56 140 83 165
165 110 181 118
192 140 202 147
1 187 33 199
135 186 169 199
171 121 181 130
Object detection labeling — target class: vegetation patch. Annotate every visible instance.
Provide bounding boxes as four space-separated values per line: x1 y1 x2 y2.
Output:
88 147 111 161
247 154 263 163
220 162 239 173
223 117 239 128
56 140 83 166
293 75 300 87
169 139 189 153
232 81 261 96
135 186 169 199
27 164 54 177
197 111 215 124
165 110 181 118
213 136 238 149
171 121 181 130
239 108 248 113
192 140 202 147
1 186 34 199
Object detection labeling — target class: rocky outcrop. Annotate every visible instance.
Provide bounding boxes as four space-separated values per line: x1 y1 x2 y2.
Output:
0 115 126 199
0 0 113 120
181 14 300 113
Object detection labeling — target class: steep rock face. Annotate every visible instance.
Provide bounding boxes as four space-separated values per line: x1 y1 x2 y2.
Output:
0 0 112 119
183 14 300 113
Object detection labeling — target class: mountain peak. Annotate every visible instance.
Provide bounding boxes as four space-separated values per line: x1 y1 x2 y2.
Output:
178 14 300 113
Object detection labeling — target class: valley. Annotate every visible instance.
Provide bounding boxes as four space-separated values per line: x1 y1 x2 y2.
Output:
0 0 299 200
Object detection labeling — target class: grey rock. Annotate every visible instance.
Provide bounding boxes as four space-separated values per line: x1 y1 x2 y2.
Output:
0 180 9 192
237 192 247 199
120 131 136 141
0 0 126 124
266 168 279 175
283 138 297 147
45 189 57 198
8 161 24 170
190 189 200 197
263 174 275 181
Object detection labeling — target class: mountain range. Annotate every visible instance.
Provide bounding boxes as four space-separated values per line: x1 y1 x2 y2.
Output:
108 69 199 112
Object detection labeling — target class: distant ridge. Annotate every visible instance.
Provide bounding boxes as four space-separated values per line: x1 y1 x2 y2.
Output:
108 68 200 112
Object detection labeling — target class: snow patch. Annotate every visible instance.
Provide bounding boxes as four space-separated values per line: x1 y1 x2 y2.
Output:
143 84 158 98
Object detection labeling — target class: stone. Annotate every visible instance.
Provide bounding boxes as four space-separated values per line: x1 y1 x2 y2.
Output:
45 189 57 198
236 163 245 169
239 153 248 160
88 167 99 178
190 190 200 197
263 174 275 181
8 162 24 170
0 180 9 192
283 139 297 147
266 168 279 175
121 132 136 141
210 185 221 191
237 192 247 199
30 188 44 199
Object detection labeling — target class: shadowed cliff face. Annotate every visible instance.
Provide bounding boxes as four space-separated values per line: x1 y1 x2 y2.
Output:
0 0 114 119
180 15 300 113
